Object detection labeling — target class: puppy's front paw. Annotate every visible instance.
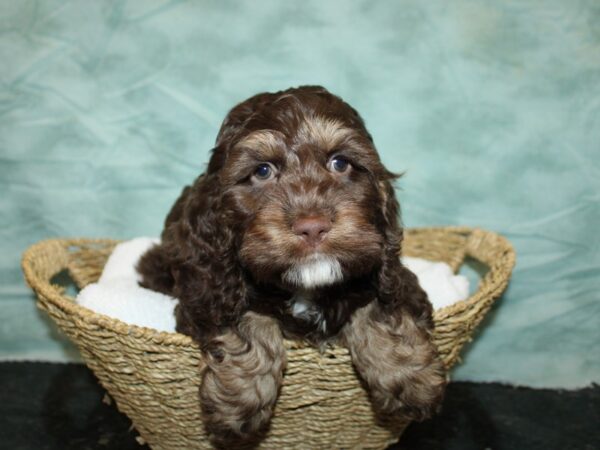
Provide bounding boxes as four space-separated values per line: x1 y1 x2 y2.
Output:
370 354 447 421
199 324 285 445
344 303 447 422
200 366 278 445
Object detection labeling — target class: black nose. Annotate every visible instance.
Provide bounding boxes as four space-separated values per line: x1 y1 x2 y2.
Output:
292 216 332 246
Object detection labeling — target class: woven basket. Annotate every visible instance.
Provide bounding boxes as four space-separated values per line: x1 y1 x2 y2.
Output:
22 226 514 449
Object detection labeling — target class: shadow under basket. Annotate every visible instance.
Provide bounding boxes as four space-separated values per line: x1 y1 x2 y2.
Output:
22 227 515 449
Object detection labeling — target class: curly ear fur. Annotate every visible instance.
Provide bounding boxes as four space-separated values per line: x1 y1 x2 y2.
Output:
376 176 433 324
138 157 248 341
342 177 446 421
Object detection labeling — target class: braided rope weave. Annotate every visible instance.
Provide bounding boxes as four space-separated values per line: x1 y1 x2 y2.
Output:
21 227 515 449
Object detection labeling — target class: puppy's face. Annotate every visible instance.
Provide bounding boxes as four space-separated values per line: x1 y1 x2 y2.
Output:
214 89 393 290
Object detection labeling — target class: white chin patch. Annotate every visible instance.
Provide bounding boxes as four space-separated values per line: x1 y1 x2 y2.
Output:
283 256 343 289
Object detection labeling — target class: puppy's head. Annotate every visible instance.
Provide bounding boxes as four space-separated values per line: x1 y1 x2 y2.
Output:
209 86 399 290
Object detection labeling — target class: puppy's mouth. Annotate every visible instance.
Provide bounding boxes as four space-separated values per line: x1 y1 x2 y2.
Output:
282 254 343 289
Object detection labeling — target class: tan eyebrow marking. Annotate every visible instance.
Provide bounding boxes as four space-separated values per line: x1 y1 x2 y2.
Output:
236 130 282 155
297 116 355 151
221 130 285 185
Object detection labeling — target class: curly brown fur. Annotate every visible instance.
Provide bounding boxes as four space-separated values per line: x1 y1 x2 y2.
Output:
342 293 446 421
200 312 286 446
137 85 446 444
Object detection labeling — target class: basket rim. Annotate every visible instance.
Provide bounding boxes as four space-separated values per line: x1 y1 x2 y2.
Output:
21 226 515 349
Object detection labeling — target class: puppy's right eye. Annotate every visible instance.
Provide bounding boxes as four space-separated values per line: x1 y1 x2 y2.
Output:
327 154 352 175
252 163 276 182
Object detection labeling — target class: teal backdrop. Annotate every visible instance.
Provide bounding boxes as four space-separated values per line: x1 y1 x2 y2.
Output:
1 0 599 388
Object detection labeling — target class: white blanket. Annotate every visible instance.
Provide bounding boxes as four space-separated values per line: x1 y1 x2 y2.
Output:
76 238 470 331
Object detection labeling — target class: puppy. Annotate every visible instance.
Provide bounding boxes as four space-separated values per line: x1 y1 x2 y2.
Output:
138 86 446 445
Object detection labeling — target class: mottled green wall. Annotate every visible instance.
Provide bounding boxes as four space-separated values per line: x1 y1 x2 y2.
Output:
2 0 598 387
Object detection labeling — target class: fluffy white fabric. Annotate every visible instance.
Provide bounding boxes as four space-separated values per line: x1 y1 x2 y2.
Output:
76 238 177 332
99 237 160 284
76 238 471 332
402 256 471 310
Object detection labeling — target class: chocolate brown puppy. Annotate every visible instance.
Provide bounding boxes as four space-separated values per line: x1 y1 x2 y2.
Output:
138 86 446 446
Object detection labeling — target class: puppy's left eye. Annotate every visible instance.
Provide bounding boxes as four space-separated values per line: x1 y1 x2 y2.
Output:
327 155 351 174
251 162 277 183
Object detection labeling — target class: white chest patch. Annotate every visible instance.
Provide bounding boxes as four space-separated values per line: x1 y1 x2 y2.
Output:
282 255 343 289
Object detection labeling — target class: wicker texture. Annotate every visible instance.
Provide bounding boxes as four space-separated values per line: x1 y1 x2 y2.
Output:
22 227 515 450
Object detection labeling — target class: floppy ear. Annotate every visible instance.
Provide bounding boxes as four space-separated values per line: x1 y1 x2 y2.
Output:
138 146 248 343
342 175 445 421
139 145 286 441
375 175 433 326
139 92 279 343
